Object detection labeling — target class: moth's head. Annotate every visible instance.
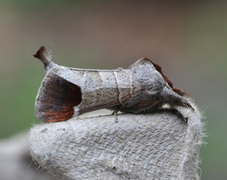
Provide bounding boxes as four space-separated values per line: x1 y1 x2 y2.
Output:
131 57 190 97
151 60 191 97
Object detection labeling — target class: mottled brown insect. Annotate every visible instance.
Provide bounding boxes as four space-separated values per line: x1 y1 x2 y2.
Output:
34 46 193 123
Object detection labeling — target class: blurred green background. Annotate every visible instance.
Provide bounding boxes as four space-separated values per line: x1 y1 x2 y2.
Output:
0 0 226 179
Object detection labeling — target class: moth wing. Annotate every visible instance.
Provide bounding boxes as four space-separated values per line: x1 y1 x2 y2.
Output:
35 72 82 123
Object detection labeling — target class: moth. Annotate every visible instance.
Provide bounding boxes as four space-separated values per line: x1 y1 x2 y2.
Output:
34 46 193 123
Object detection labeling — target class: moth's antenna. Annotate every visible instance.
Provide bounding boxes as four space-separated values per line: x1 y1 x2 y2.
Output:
34 46 53 67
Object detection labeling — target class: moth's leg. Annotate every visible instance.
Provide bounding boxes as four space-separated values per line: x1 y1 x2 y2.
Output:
163 87 194 111
112 109 120 123
175 98 194 122
170 95 194 112
164 98 194 122
180 99 194 111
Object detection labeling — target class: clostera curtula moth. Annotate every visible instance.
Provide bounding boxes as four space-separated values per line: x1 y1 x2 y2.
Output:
34 46 193 123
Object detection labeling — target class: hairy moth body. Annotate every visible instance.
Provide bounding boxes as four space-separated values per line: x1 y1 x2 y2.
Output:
34 46 192 123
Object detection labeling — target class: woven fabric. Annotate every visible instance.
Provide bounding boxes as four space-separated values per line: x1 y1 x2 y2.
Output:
29 102 203 180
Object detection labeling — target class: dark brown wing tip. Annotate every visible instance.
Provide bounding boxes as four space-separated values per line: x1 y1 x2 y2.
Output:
35 74 82 123
33 46 52 66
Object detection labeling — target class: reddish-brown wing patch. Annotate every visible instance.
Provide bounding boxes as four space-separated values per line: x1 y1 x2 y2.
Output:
35 73 82 123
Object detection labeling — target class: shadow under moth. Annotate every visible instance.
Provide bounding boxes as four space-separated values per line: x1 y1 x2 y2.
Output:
34 46 193 123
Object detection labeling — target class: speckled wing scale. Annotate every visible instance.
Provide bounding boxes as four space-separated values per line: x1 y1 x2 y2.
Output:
34 46 193 123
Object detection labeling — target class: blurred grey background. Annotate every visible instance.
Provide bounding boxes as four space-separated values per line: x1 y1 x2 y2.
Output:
0 1 226 179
